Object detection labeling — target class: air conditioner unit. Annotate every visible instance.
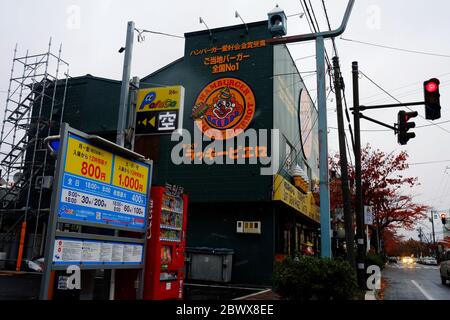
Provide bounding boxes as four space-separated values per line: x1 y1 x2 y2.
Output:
237 221 261 234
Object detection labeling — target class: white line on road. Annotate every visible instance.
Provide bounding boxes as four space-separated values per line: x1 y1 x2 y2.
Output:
411 280 435 300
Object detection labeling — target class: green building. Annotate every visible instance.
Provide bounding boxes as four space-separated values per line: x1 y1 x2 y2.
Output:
132 21 321 285
6 20 321 287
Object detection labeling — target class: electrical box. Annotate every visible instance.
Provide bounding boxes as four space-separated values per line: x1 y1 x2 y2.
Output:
35 176 53 189
236 221 261 234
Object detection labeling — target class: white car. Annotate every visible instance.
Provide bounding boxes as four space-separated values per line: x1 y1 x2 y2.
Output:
440 250 450 285
423 257 438 265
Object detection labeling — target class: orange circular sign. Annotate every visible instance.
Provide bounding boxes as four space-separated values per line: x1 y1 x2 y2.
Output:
192 77 256 140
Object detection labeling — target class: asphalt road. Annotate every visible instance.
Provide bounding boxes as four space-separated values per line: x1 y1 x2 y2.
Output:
383 262 450 300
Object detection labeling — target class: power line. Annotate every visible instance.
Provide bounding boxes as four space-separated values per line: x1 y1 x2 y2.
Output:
301 0 317 33
321 0 338 56
301 0 334 92
364 80 450 106
308 0 321 32
361 72 450 102
295 54 316 61
359 70 450 135
409 160 450 166
340 37 450 58
329 119 450 133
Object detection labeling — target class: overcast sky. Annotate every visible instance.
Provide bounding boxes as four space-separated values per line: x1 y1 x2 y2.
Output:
1 0 449 241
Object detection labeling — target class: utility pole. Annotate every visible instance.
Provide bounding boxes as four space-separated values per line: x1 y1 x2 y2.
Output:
430 210 436 257
111 21 135 301
431 210 436 245
116 21 135 147
418 227 423 257
332 56 354 265
352 61 367 288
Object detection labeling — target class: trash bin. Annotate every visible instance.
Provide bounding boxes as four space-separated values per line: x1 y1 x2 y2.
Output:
185 247 234 283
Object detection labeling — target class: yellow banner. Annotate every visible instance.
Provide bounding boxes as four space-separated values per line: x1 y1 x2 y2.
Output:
112 155 149 194
65 136 113 184
273 174 320 223
137 86 184 113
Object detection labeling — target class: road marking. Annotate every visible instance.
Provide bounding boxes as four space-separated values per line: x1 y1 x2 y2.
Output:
411 280 435 300
233 289 272 300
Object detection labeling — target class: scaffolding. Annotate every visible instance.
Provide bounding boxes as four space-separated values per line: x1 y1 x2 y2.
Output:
0 39 69 265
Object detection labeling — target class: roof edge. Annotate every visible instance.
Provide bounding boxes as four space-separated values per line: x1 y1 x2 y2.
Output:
185 20 267 38
141 57 184 82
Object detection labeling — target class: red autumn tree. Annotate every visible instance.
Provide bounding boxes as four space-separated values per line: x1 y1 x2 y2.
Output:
383 229 404 256
329 144 429 251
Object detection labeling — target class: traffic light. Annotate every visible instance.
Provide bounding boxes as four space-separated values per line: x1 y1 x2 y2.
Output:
441 213 447 225
424 78 441 120
397 110 418 145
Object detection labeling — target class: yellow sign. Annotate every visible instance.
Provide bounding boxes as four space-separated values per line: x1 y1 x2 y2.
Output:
65 136 113 183
137 86 184 113
273 174 320 223
113 155 149 194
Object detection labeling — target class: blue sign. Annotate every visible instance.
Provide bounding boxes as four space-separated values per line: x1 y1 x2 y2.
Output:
56 134 152 230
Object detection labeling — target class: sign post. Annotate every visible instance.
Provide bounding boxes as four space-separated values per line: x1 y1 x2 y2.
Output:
40 123 152 300
364 206 374 253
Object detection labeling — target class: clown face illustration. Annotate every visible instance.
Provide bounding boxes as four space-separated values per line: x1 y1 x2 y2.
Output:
212 87 236 119
206 86 242 128
193 78 255 139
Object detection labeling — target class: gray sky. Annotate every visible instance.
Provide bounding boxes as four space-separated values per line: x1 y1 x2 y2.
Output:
1 0 449 241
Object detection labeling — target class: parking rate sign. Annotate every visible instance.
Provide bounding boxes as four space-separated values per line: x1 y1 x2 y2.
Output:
58 133 151 230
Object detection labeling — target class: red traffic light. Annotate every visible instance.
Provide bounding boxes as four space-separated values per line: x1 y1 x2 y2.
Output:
425 81 439 93
424 78 441 120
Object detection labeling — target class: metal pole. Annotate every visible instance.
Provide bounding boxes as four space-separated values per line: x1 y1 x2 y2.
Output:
116 21 135 147
352 61 366 288
111 20 135 301
40 123 69 300
316 36 331 258
332 56 354 265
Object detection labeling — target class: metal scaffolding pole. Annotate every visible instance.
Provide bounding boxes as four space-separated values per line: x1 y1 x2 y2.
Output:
0 40 70 271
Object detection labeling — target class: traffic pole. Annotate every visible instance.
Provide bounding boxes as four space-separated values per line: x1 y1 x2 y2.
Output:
352 61 367 288
316 36 331 258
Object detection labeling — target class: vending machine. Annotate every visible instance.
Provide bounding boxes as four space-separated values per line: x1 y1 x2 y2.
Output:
143 185 188 300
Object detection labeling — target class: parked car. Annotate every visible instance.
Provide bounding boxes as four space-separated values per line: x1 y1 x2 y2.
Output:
440 250 450 285
423 257 438 265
